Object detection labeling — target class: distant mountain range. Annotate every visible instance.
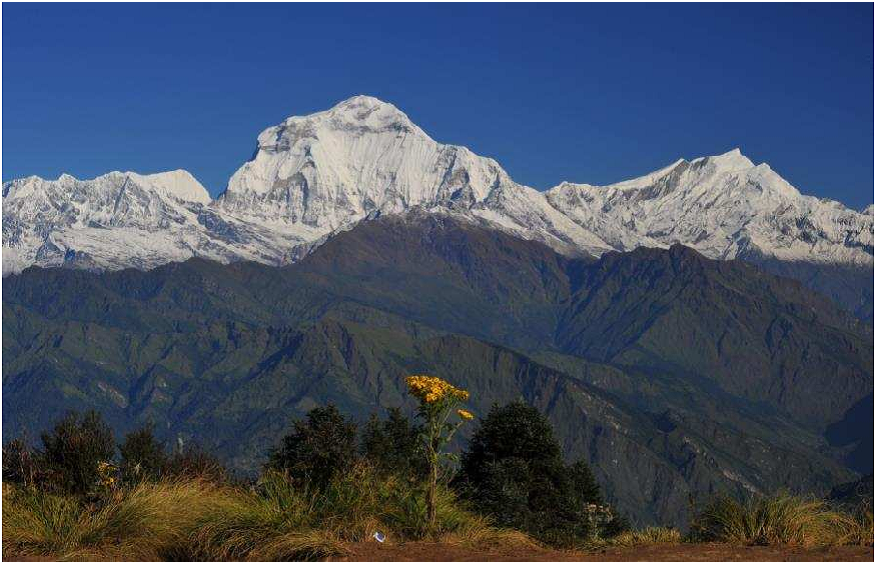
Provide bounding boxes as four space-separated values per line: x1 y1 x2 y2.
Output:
3 97 872 526
3 212 872 526
3 96 872 316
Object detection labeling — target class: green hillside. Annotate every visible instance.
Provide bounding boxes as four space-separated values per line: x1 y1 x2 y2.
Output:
3 212 871 525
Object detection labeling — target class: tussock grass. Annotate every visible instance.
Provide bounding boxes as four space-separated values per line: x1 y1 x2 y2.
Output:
6 476 870 560
184 472 349 561
608 526 683 547
2 465 530 561
838 502 873 547
2 478 222 560
690 492 870 547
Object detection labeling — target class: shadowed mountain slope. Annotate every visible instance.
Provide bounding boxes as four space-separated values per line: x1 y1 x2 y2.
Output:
3 212 871 525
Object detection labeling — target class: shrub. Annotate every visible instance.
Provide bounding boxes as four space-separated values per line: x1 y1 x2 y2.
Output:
39 410 115 496
600 512 632 537
2 437 39 487
460 402 561 484
266 405 358 489
568 459 603 506
456 401 609 547
119 424 168 484
163 444 228 483
361 407 426 481
689 492 865 547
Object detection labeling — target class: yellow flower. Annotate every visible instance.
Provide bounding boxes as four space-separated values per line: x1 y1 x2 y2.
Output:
405 375 469 405
456 409 474 420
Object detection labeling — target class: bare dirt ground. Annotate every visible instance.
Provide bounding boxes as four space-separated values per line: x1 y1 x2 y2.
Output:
334 541 874 562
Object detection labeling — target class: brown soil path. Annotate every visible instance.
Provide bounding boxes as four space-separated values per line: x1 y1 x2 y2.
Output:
334 541 874 562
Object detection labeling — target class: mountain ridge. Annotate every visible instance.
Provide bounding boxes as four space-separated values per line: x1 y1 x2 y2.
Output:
4 212 870 525
4 96 871 274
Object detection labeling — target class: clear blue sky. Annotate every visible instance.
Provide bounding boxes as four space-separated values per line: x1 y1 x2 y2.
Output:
3 3 872 208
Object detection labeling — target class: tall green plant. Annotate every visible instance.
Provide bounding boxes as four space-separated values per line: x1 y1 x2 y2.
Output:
405 375 473 532
40 410 115 496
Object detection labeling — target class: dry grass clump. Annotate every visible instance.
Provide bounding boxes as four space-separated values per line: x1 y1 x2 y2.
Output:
188 466 530 559
2 478 222 560
3 465 531 561
837 502 873 546
608 526 683 547
690 492 871 547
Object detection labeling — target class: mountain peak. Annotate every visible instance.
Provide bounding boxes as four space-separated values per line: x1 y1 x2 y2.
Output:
125 170 211 204
276 95 421 137
221 95 510 226
2 169 209 205
694 148 755 172
331 94 396 112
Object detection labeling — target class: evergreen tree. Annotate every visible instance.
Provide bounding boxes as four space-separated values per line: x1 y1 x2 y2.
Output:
568 458 603 505
267 405 358 489
457 401 608 546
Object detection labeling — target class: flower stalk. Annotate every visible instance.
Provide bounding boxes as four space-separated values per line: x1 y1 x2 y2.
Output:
405 375 472 533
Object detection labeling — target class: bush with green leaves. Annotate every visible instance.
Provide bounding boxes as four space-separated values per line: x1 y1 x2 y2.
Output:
163 443 229 483
456 401 620 547
2 437 39 487
119 424 168 484
39 410 115 496
568 459 603 506
266 404 358 489
360 407 426 481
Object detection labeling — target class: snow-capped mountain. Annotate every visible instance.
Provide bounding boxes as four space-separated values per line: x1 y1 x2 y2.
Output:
215 95 610 255
3 95 872 276
546 149 873 265
1 170 316 275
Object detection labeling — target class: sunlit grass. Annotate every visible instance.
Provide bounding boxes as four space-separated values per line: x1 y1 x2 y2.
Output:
6 475 870 561
608 526 683 547
2 465 532 561
2 478 222 560
689 492 872 547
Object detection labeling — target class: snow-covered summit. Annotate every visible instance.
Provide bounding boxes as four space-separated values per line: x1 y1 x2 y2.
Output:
3 96 872 276
217 95 611 254
219 95 508 221
3 169 210 204
545 148 871 264
1 169 316 275
693 147 754 171
126 170 212 204
291 95 423 136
